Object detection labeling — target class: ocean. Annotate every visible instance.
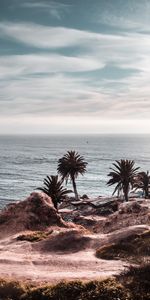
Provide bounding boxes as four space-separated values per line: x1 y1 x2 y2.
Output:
0 134 150 208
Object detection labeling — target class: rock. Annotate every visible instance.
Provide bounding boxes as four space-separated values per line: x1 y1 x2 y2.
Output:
81 194 89 199
0 192 67 238
74 215 98 227
36 229 92 253
119 201 144 214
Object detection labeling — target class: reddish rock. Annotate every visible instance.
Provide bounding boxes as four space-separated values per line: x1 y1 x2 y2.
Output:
0 192 67 238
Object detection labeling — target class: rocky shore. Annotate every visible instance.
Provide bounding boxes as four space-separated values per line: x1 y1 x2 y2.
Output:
0 192 149 283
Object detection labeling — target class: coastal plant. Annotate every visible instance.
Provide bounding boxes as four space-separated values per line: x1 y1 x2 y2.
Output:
120 262 150 300
133 171 150 198
37 175 72 209
21 279 130 300
0 279 26 300
107 159 139 201
57 150 88 200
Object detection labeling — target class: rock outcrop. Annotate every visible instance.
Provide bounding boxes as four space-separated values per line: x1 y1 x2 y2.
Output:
94 199 150 233
0 192 67 238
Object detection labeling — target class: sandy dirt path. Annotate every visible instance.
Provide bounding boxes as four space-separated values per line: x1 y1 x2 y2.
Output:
0 234 126 283
0 224 149 283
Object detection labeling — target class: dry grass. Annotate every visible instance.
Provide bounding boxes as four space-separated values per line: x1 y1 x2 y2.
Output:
0 278 27 300
0 263 149 299
119 262 150 300
17 230 53 242
0 278 130 300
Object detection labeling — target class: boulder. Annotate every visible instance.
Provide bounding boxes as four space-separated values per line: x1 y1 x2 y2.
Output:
118 200 146 214
0 192 67 238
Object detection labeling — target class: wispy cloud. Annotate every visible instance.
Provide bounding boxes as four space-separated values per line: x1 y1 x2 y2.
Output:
0 21 121 49
1 21 150 79
16 0 70 19
0 53 103 79
0 21 150 60
0 12 150 133
95 0 150 32
1 68 150 120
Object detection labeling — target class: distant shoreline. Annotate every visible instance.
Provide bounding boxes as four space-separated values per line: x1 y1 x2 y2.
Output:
0 133 150 136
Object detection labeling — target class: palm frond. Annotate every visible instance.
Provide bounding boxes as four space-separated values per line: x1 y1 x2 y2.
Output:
107 159 139 201
133 171 150 198
57 150 87 200
37 175 72 209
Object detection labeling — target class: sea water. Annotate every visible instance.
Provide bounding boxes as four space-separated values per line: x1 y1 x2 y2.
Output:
0 134 150 208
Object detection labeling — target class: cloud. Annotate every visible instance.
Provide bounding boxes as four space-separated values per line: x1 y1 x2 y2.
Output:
1 22 150 85
0 21 121 49
1 114 150 134
95 0 150 32
20 0 70 19
0 21 150 129
1 69 150 121
0 53 103 79
0 22 150 66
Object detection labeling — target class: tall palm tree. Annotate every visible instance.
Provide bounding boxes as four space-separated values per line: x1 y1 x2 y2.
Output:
57 150 88 200
133 171 150 198
107 159 139 201
37 175 72 210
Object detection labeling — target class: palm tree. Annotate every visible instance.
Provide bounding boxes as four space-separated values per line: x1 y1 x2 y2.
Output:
107 160 139 201
37 175 72 210
57 150 88 200
133 171 150 198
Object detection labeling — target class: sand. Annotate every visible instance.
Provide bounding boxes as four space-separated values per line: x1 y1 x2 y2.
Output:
0 232 125 283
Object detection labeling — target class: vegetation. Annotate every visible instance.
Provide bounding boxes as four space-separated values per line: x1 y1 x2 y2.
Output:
17 230 53 242
0 279 27 300
96 230 150 264
133 171 150 198
37 175 72 209
107 159 139 201
57 150 88 200
36 154 149 202
0 264 150 300
120 262 150 300
0 278 130 300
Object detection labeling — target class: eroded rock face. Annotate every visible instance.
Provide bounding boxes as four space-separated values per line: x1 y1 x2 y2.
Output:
34 229 92 253
118 200 143 214
94 199 150 234
0 192 67 237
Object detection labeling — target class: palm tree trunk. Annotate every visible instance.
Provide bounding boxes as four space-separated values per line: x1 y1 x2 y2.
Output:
145 187 149 199
123 186 129 202
72 176 79 200
53 199 58 210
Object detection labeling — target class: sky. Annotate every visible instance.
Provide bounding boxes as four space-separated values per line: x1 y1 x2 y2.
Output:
0 0 150 134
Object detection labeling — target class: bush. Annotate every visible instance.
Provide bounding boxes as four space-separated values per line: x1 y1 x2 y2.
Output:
22 281 84 300
22 278 130 300
1 266 150 300
0 279 26 300
80 278 130 300
120 263 150 300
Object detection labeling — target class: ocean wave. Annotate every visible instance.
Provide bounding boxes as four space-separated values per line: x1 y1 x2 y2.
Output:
12 157 54 165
